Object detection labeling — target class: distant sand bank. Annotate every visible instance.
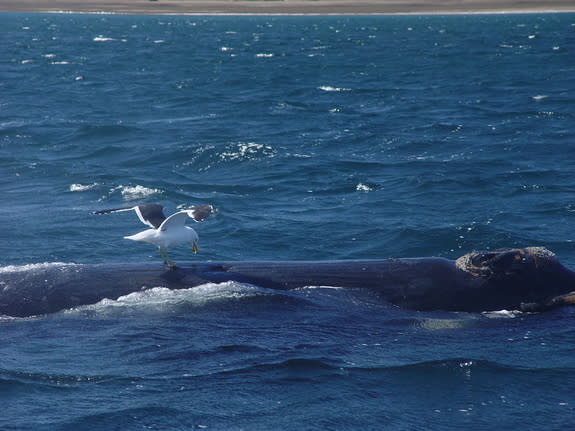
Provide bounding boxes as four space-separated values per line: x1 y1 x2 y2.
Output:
1 0 574 15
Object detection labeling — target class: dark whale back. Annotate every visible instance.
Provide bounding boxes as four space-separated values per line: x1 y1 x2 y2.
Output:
1 247 574 317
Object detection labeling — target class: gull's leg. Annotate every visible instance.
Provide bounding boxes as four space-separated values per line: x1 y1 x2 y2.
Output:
158 247 177 270
192 242 199 254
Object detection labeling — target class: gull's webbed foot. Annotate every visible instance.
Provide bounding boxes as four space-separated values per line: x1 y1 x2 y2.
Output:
165 261 178 270
158 247 178 270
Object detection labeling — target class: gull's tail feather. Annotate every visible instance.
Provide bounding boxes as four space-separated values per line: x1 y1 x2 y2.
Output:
124 229 155 243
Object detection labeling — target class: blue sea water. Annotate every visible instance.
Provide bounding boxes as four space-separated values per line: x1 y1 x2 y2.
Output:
1 11 575 430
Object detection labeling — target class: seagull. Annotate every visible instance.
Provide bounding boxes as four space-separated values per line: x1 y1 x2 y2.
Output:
94 203 213 269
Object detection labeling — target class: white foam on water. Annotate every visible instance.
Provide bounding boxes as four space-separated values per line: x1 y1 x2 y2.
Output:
418 318 472 330
219 142 275 161
356 183 373 192
65 282 264 316
111 185 163 200
0 262 80 274
69 183 99 192
93 36 116 42
482 309 523 319
318 86 351 92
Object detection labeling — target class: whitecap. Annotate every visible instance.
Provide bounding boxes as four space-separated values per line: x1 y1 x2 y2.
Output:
532 95 548 101
93 36 115 42
113 185 163 200
482 309 523 319
355 183 373 192
219 142 275 161
255 53 274 58
318 86 351 92
69 183 99 192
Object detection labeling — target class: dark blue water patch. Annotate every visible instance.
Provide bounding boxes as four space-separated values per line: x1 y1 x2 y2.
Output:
2 302 575 431
56 407 190 431
0 367 121 394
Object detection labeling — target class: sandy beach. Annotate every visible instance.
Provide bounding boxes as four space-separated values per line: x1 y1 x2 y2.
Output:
0 0 574 15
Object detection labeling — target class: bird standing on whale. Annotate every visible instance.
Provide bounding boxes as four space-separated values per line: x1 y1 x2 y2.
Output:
94 203 213 268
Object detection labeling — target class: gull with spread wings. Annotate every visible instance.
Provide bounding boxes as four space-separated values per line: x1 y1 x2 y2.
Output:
94 203 213 269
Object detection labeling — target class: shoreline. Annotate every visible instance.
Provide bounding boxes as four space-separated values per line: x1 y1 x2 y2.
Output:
0 0 574 16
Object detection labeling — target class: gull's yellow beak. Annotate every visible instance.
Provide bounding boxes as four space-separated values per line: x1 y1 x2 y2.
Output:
192 242 199 254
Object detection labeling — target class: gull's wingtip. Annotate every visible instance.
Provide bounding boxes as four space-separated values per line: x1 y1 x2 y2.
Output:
187 204 214 222
92 206 134 215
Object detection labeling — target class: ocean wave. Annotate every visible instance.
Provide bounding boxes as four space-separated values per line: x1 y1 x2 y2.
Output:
374 358 575 376
0 367 119 389
137 114 215 125
200 357 345 382
200 356 575 383
180 141 277 172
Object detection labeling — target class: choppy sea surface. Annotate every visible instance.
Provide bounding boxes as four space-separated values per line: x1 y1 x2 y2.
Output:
1 12 575 430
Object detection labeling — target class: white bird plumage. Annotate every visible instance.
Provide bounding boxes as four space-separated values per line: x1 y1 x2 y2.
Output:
94 204 213 268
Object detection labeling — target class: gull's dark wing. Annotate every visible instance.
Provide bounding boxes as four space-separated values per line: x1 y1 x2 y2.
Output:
93 204 166 229
187 204 214 222
134 204 166 228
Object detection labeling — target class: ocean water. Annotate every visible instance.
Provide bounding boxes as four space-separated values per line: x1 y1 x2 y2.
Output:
1 12 575 430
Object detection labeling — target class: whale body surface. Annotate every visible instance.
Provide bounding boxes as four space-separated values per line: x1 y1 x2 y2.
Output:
1 247 574 318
